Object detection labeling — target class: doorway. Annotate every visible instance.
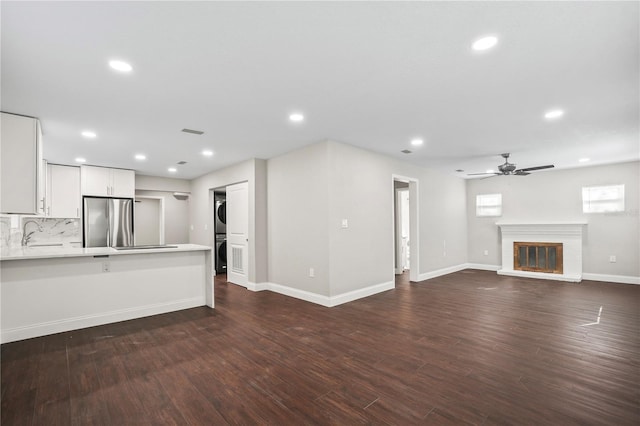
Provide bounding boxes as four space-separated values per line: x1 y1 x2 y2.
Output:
393 176 419 282
134 196 164 245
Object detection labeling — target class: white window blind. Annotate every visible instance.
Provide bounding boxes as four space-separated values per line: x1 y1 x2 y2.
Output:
476 193 502 217
582 184 625 213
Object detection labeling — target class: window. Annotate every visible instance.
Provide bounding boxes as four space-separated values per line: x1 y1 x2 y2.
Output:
582 184 625 213
476 193 502 217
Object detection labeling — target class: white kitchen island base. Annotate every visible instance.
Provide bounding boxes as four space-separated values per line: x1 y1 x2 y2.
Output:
1 245 213 343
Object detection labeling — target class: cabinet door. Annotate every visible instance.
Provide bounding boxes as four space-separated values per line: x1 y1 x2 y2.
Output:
0 113 39 214
48 165 81 218
111 168 135 198
81 165 111 196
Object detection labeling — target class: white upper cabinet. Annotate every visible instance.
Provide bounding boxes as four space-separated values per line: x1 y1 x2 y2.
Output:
81 165 134 198
110 168 135 198
46 164 81 218
0 112 45 214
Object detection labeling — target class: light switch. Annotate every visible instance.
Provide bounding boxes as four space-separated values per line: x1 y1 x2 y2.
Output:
341 219 348 229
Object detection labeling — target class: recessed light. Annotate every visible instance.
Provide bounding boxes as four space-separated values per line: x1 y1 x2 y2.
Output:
202 150 214 157
289 113 304 122
579 158 590 163
109 60 133 73
81 131 97 139
486 169 495 174
135 154 146 161
75 157 87 163
472 36 498 51
168 167 177 173
410 138 424 147
544 109 565 120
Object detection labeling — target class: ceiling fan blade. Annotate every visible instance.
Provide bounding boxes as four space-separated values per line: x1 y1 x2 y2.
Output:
514 171 530 176
517 164 554 172
467 172 500 176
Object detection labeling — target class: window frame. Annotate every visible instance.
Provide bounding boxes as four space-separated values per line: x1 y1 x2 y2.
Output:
582 184 625 213
476 193 503 217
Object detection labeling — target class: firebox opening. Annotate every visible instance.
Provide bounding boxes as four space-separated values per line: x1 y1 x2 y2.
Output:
514 242 563 274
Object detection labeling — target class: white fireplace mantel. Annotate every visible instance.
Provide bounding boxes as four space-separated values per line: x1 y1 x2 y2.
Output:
496 221 587 282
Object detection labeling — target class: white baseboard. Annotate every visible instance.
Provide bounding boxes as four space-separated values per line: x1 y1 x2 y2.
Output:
1 297 205 344
329 281 395 307
582 273 640 285
246 280 395 307
497 269 582 283
418 264 468 281
465 263 501 272
247 281 269 291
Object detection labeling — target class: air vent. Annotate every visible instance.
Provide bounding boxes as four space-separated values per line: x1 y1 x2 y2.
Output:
401 149 412 154
177 161 187 165
181 128 204 135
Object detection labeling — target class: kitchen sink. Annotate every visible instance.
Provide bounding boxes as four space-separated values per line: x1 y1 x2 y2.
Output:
114 245 178 250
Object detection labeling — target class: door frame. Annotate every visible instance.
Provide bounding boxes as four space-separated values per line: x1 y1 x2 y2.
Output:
133 195 165 245
392 175 419 282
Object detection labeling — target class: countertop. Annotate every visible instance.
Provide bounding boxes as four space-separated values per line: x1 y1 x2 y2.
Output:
0 244 212 261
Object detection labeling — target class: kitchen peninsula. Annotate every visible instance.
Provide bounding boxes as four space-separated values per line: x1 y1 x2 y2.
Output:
1 244 213 343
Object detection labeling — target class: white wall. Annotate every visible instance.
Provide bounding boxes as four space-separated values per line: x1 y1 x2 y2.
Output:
266 140 468 300
466 161 640 279
135 175 191 244
267 142 330 296
134 191 190 244
188 158 268 284
136 175 190 193
327 141 468 295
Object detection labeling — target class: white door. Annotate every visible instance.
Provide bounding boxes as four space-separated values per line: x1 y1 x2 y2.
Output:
226 182 248 286
134 198 163 246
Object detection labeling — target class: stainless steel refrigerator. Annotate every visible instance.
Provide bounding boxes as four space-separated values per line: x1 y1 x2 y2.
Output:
83 197 134 247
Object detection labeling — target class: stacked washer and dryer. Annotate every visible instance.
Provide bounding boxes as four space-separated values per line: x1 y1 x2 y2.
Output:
214 192 227 274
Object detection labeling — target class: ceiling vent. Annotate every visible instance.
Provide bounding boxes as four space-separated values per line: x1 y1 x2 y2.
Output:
177 161 187 165
181 128 204 135
401 149 412 154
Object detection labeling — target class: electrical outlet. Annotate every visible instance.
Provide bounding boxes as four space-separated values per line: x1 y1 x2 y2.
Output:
609 255 617 263
341 219 348 229
483 250 489 256
190 225 194 231
102 262 110 273
309 267 315 277
204 224 208 230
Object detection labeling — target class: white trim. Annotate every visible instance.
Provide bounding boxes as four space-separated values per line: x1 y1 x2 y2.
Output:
418 264 468 281
247 281 268 291
329 281 395 307
392 174 419 283
465 263 501 271
246 281 395 307
582 273 640 285
267 283 332 306
497 269 582 283
1 297 205 344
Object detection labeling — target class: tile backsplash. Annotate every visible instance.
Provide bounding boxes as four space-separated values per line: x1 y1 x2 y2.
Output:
0 216 81 250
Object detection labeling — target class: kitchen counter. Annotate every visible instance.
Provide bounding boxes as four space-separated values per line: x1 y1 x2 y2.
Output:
1 243 214 343
1 243 211 261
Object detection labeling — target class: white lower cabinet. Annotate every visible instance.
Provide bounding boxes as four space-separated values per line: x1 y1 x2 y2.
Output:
46 164 81 218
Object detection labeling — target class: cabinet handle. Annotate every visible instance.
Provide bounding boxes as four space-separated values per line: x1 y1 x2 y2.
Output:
47 206 50 216
77 207 79 217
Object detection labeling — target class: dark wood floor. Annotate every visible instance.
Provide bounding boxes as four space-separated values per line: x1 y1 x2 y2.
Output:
2 271 639 425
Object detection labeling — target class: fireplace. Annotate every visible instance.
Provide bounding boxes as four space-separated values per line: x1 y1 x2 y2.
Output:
514 242 563 274
496 222 586 282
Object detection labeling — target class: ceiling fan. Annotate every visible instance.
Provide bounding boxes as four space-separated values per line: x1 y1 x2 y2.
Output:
468 153 554 177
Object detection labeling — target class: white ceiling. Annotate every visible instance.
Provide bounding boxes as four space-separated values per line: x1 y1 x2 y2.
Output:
2 1 638 180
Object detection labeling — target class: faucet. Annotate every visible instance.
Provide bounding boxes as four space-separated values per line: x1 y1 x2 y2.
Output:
21 220 44 246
